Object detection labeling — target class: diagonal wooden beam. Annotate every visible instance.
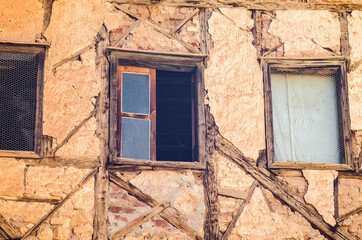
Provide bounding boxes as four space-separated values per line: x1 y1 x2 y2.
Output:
109 201 170 240
215 133 358 240
109 172 202 240
21 168 97 239
0 213 21 239
110 20 141 48
114 5 199 54
336 206 362 223
170 8 199 34
221 181 258 240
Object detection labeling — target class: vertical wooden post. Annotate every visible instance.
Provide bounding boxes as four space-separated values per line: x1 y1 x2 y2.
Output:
93 24 109 240
253 10 262 57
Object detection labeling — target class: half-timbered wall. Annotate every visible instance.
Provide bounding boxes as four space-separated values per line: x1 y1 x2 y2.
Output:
0 0 361 239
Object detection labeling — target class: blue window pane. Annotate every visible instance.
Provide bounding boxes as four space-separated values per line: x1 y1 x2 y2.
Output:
121 117 150 160
122 73 150 114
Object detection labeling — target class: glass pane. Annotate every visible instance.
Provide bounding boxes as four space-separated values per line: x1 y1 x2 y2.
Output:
121 117 150 160
122 72 150 114
271 73 340 164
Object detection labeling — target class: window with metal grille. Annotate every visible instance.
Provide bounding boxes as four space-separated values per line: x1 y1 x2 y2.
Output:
0 43 45 158
262 58 352 170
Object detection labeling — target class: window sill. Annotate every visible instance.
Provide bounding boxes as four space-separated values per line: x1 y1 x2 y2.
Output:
0 150 41 159
109 157 206 171
269 161 353 171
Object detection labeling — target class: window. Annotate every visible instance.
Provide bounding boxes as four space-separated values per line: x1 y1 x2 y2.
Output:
262 58 352 170
0 42 45 158
109 49 206 165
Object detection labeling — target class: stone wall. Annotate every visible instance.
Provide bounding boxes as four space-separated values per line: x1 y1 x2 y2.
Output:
0 1 361 239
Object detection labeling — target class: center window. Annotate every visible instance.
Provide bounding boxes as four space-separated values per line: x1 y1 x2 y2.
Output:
117 66 195 162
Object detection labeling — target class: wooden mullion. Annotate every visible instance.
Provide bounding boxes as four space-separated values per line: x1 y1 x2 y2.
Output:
191 74 196 162
150 69 156 161
117 66 123 157
109 54 118 160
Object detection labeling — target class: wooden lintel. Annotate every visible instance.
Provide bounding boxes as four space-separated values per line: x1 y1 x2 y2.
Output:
218 188 247 200
221 181 258 240
21 168 97 239
109 1 362 11
110 158 206 170
215 133 358 240
336 206 362 223
22 156 100 169
109 172 202 240
0 41 48 55
109 201 170 240
0 196 60 205
0 213 21 239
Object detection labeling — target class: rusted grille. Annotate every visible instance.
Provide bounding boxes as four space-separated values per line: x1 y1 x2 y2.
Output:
270 66 343 164
0 53 38 151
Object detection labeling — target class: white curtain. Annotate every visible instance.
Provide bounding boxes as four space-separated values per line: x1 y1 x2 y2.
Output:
271 73 340 164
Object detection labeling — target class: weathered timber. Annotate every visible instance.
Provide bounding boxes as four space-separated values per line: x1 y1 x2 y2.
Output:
109 202 170 240
53 109 96 154
0 41 48 55
253 10 262 57
110 20 140 48
41 135 53 157
52 41 95 71
34 50 45 156
109 53 118 161
170 8 199 34
218 188 247 200
109 1 362 11
21 168 97 239
221 181 258 240
215 133 358 240
94 24 110 240
110 158 206 170
262 42 284 57
114 6 199 53
270 161 352 170
204 107 219 240
23 156 99 168
336 206 362 223
339 12 350 57
109 172 202 240
0 213 21 239
0 150 40 159
0 196 60 205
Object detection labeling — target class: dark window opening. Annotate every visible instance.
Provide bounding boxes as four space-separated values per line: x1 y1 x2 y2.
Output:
0 53 38 151
156 70 194 162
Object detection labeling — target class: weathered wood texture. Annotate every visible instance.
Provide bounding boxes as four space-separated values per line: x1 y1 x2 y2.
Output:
23 156 100 169
215 133 358 240
221 181 258 240
41 135 54 157
114 5 199 53
93 24 110 240
110 20 140 48
204 108 219 240
171 8 199 34
253 10 262 57
0 213 21 239
109 202 170 240
0 196 60 205
21 168 97 239
110 158 206 170
336 206 362 223
53 109 96 154
339 12 350 57
109 1 362 11
109 172 202 240
34 50 45 156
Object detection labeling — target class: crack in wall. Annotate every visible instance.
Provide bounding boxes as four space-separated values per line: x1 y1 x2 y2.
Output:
42 0 55 37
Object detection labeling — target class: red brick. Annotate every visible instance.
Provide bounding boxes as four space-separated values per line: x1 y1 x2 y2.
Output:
152 219 168 228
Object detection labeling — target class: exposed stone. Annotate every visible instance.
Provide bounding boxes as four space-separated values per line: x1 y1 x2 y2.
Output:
71 210 92 227
0 159 25 197
303 170 337 226
36 224 53 240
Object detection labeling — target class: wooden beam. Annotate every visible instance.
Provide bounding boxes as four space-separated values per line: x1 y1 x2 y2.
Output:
0 196 60 205
339 12 350 57
109 1 362 11
110 158 206 170
218 188 247 200
110 20 141 48
23 156 100 169
109 172 202 240
221 181 258 240
114 5 199 53
53 109 96 154
170 8 199 34
21 168 97 239
93 24 110 240
336 206 362 223
109 202 170 240
253 10 262 57
0 213 21 239
214 133 358 240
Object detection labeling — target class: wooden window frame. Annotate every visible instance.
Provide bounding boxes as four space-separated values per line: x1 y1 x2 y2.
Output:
0 41 46 159
108 48 207 170
262 57 353 170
